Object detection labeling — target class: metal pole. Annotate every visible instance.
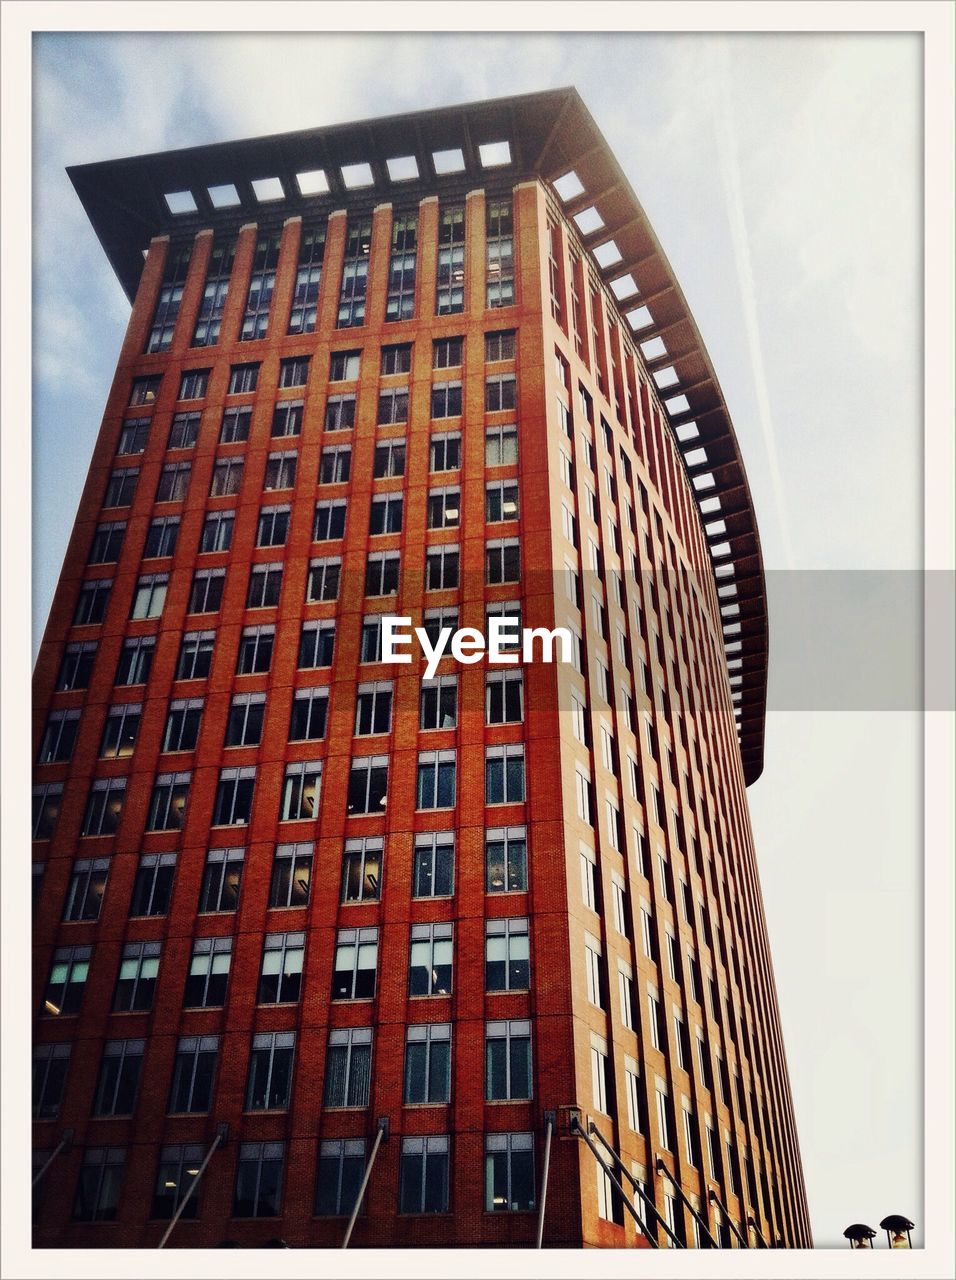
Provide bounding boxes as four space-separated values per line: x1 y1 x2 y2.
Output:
342 1118 388 1249
569 1117 662 1248
586 1121 680 1249
157 1128 225 1249
535 1112 555 1249
708 1188 749 1247
31 1130 72 1189
655 1158 720 1248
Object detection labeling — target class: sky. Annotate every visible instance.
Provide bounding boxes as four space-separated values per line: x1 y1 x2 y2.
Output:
31 29 925 1248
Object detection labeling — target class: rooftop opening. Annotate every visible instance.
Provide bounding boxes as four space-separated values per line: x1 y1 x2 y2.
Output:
626 305 653 331
341 162 374 189
715 563 735 579
252 177 284 202
610 273 639 301
479 140 511 167
432 147 465 175
692 472 716 492
593 240 622 268
386 155 419 182
207 183 240 209
296 169 329 196
684 447 709 468
553 170 584 201
164 190 197 215
573 205 604 235
698 496 722 514
721 602 741 618
725 640 742 653
664 393 690 416
704 519 727 535
640 336 667 360
675 422 700 443
710 540 732 557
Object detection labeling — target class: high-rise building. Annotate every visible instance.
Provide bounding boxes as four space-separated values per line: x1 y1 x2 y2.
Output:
32 88 811 1249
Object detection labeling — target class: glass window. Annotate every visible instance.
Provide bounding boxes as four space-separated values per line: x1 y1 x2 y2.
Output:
225 692 265 747
104 467 139 508
420 676 457 730
144 516 179 559
198 847 244 913
263 450 297 490
485 917 529 992
369 493 403 535
229 362 260 394
80 776 126 837
416 749 456 809
257 932 305 1004
346 755 388 814
399 1136 449 1215
486 670 523 724
485 744 526 804
435 206 465 315
278 356 310 388
485 1020 532 1101
386 214 417 321
486 479 519 522
88 521 126 564
168 1037 219 1114
337 217 372 327
319 443 351 483
429 431 461 472
209 456 244 496
484 1133 534 1212
42 944 90 1016
37 709 81 764
146 770 190 831
32 783 63 841
354 681 392 735
324 1027 372 1105
269 842 313 908
32 1043 71 1119
178 369 209 401
219 405 251 444
212 765 255 825
113 940 161 1011
412 831 454 898
246 1031 295 1110
365 551 400 596
117 419 149 455
485 329 516 361
233 1142 284 1218
408 922 453 996
403 1024 451 1105
188 567 225 613
331 928 378 1000
425 544 459 591
306 556 341 602
74 578 112 626
272 400 303 438
315 1139 365 1217
381 342 412 374
92 1039 144 1116
298 620 335 668
183 936 232 1007
486 538 520 584
431 380 462 418
485 826 527 893
427 486 460 529
130 573 168 620
313 499 347 541
289 686 328 741
341 837 383 903
279 761 322 821
62 858 109 922
151 1144 205 1220
200 510 234 553
99 702 141 758
377 385 409 425
236 624 274 674
432 336 463 368
288 222 325 334
129 852 176 917
176 631 214 680
73 1147 125 1222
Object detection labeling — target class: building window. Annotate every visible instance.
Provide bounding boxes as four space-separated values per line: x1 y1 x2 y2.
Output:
288 222 325 334
129 375 162 407
32 783 63 840
235 623 273 674
320 443 351 483
192 239 234 347
485 670 523 724
146 771 190 831
580 845 598 912
325 393 356 431
369 493 403 535
485 599 521 648
219 405 251 444
264 450 297 491
484 1133 534 1212
365 551 400 596
298 620 335 669
199 847 244 914
145 243 190 352
429 430 461 473
485 329 516 361
80 776 126 836
346 754 388 814
427 486 460 530
420 676 457 730
113 940 161 1012
485 917 530 992
167 1035 219 1115
417 749 456 810
409 922 453 996
73 1147 125 1222
486 479 519 522
183 936 232 1007
486 1020 532 1101
246 560 284 609
225 692 265 747
485 825 527 893
37 709 80 764
324 1027 372 1106
246 1031 295 1111
74 578 112 625
386 213 417 320
209 456 244 498
373 436 405 477
117 417 150 455
486 537 520 584
436 205 465 314
130 573 168 620
656 1088 672 1151
233 1142 284 1218
99 702 141 759
306 556 341 602
332 928 378 1000
188 567 225 614
278 355 310 389
270 401 302 440
313 498 347 541
486 199 514 308
178 369 209 402
289 686 329 741
431 379 462 418
144 515 179 558
200 509 234 553
104 466 139 510
433 336 463 368
151 1144 204 1220
485 373 517 412
62 858 109 922
213 765 255 825
315 1139 365 1217
486 424 518 467
584 936 603 1008
399 1137 449 1215
93 1039 144 1116
32 1043 71 1119
625 1061 643 1132
269 841 313 908
176 631 214 680
381 342 412 374
354 681 393 736
341 836 383 903
129 852 176 917
590 1037 610 1114
42 944 90 1016
88 520 126 564
330 348 361 381
648 992 665 1051
279 760 322 821
377 384 409 424
404 1023 451 1104
240 232 279 340
337 217 372 327
485 743 525 804
257 932 305 1004
619 966 636 1031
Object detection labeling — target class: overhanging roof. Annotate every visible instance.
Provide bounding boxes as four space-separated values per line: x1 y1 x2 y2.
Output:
67 87 769 784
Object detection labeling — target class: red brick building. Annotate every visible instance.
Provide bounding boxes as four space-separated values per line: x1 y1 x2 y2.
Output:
32 89 811 1249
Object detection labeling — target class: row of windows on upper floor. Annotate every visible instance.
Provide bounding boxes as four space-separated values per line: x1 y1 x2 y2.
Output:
39 666 524 765
147 202 515 352
131 330 517 408
36 742 529 847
